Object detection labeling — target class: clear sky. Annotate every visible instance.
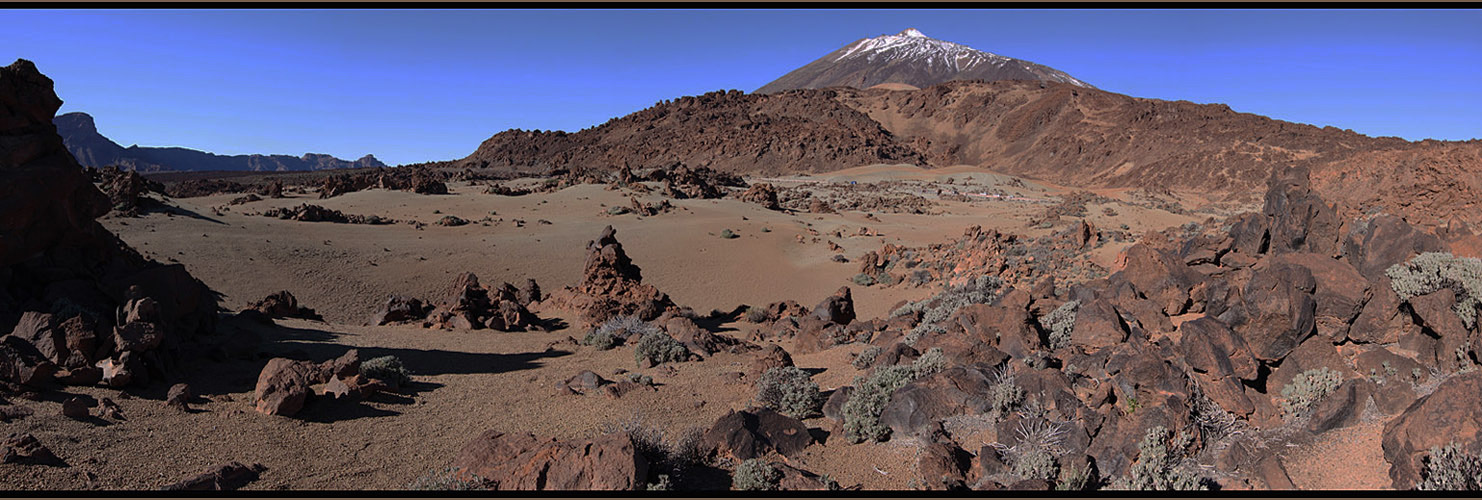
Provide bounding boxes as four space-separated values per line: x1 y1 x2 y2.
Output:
3 9 1479 165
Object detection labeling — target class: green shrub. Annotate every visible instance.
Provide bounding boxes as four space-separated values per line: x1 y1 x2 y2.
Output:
407 467 488 490
720 229 739 239
582 329 619 350
851 273 877 286
1111 426 1206 491
733 459 782 491
1037 300 1079 350
853 345 882 370
362 355 412 387
911 347 947 377
1417 442 1482 490
755 366 825 419
633 331 690 366
1280 367 1343 416
1387 252 1482 329
842 365 918 443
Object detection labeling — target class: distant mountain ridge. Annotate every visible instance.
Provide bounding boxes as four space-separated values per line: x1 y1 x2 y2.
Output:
756 28 1091 94
53 112 386 172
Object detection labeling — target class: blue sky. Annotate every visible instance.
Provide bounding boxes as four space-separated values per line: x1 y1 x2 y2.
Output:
3 9 1479 165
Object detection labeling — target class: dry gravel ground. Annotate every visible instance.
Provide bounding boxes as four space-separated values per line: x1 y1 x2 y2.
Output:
2 166 1244 490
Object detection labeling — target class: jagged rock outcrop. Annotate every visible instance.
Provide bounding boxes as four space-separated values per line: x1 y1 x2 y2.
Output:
546 226 677 325
0 59 218 391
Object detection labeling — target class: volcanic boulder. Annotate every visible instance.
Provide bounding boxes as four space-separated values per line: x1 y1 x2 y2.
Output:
701 408 813 461
450 430 651 490
1381 372 1482 489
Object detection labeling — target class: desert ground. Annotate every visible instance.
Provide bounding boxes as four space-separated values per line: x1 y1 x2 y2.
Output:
4 163 1251 490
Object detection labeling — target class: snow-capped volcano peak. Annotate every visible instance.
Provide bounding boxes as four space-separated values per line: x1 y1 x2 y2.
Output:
755 28 1094 94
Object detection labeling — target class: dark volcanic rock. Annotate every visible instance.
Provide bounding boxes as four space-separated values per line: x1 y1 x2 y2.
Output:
450 430 651 490
1 432 62 466
160 462 267 491
702 408 813 461
1381 372 1482 489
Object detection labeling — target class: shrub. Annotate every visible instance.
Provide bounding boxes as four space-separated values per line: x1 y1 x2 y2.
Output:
853 345 882 370
598 315 661 340
1037 300 1079 350
911 347 947 377
994 418 1067 483
893 275 1003 346
851 273 877 286
756 366 825 419
1111 426 1206 491
733 459 781 491
842 365 918 443
633 331 690 366
601 414 667 460
744 306 771 323
361 355 412 387
1417 442 1482 490
407 467 488 490
647 474 673 491
988 368 1025 419
1280 367 1343 416
1387 252 1482 329
720 229 739 239
582 328 619 350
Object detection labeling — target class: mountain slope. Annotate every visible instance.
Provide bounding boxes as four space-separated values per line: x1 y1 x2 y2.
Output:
756 28 1090 94
456 89 928 176
53 112 387 172
457 80 1481 226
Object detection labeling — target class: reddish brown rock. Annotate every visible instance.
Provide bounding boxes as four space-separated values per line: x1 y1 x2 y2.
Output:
702 408 813 461
1266 253 1368 342
1068 298 1129 351
547 226 677 325
166 383 192 410
61 397 90 419
1341 214 1444 282
1227 262 1317 362
1262 166 1343 257
1381 372 1482 489
369 295 431 326
160 462 266 491
253 358 313 417
450 430 651 490
738 182 781 210
749 344 794 378
250 290 321 320
1 432 61 466
880 366 999 439
1350 275 1405 344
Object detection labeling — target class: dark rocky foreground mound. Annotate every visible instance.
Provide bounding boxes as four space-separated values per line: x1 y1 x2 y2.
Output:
1 59 218 393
